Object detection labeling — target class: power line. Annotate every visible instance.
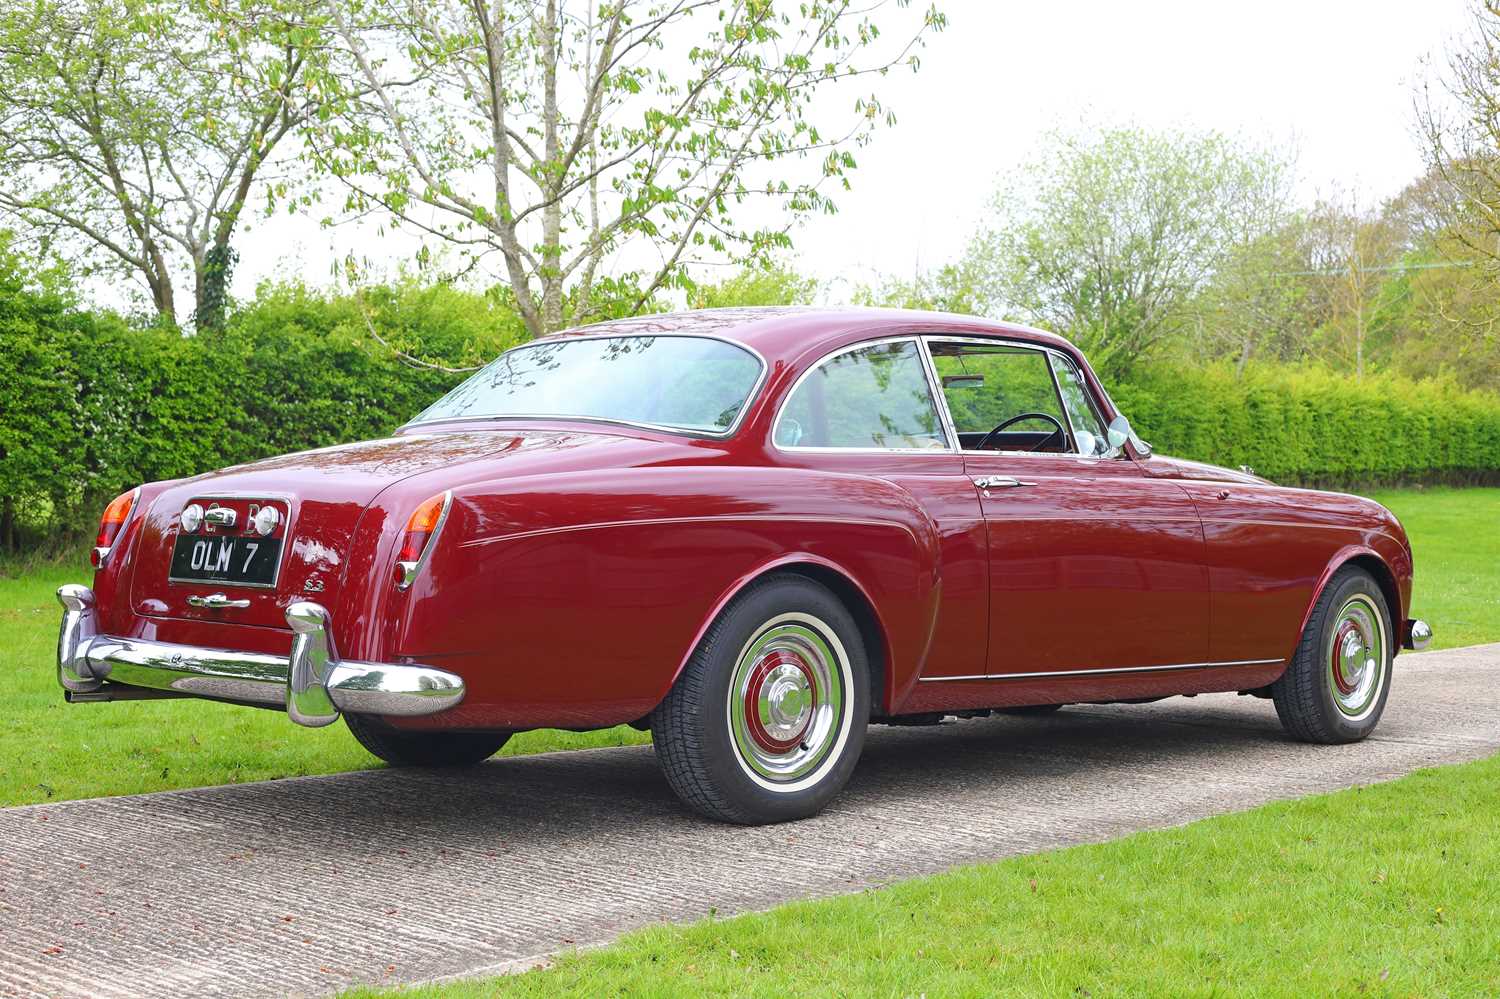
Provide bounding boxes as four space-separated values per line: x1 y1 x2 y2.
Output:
1272 260 1478 277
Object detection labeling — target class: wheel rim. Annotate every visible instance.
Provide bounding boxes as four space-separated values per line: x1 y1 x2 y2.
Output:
1325 594 1387 720
727 612 851 792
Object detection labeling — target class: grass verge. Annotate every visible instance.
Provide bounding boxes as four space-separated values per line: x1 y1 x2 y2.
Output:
349 752 1500 998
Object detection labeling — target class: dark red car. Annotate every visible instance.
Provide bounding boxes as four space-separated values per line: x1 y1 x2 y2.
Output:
58 308 1432 824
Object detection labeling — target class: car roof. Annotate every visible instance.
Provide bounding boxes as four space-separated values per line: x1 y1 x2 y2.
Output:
540 306 1078 363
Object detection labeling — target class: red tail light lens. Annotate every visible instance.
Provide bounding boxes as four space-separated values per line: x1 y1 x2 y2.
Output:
394 491 451 588
92 488 138 567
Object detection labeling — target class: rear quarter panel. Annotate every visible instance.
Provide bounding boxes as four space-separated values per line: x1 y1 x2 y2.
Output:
387 465 944 730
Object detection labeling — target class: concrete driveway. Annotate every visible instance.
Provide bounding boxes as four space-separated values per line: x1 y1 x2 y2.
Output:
1 644 1496 998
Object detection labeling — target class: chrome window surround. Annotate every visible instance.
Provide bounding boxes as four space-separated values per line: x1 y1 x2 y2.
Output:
166 492 294 590
772 335 960 455
402 332 771 441
923 335 1127 461
1047 351 1116 458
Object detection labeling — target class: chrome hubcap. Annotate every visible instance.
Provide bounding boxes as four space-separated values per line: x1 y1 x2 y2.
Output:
1326 595 1386 720
728 613 850 788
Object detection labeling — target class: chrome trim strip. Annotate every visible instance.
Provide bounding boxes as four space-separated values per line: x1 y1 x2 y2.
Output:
1043 349 1078 450
917 658 1285 683
772 335 959 455
401 332 770 441
55 586 465 726
916 336 961 451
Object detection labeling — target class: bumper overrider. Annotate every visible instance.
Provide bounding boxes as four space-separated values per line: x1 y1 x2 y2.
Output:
55 585 465 727
1404 618 1434 652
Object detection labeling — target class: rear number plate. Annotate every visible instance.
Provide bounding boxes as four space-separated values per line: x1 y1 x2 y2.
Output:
169 535 283 587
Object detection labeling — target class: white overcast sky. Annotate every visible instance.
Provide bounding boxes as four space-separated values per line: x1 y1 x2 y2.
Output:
231 0 1475 304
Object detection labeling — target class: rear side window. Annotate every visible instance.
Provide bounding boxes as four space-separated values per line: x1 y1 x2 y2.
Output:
774 340 946 450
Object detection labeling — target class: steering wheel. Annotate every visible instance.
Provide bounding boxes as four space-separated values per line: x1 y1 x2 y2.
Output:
974 412 1067 453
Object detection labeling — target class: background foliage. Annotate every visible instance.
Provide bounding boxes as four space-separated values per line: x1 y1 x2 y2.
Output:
3 251 1496 553
0 264 519 552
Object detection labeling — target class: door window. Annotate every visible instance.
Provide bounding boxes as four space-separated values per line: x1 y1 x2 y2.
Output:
774 339 947 450
929 342 1071 453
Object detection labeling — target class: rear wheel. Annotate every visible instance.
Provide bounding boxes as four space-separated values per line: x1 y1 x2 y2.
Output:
1271 566 1393 744
651 574 870 824
345 713 511 768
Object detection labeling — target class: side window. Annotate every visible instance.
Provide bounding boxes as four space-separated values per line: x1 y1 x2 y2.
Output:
774 340 946 450
929 342 1071 453
1049 354 1111 457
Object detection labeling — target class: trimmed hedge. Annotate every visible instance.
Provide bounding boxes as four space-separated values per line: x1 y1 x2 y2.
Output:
1113 364 1500 487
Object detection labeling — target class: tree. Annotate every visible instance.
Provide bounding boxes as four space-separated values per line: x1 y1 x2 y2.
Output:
688 262 819 308
1418 0 1500 276
1303 194 1404 379
964 127 1293 375
1189 219 1320 374
310 0 944 338
0 0 321 327
852 258 982 315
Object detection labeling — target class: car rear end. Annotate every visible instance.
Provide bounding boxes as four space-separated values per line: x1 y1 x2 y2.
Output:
58 471 466 727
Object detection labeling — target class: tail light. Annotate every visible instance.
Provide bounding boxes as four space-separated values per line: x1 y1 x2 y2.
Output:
394 491 452 589
92 488 139 568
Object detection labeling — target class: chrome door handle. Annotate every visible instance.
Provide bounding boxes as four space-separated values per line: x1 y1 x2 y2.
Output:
974 475 1035 490
188 593 251 610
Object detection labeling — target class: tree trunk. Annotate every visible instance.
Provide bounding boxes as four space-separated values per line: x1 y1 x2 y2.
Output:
1355 299 1364 380
540 0 564 333
1 497 17 554
1236 334 1255 376
145 242 177 325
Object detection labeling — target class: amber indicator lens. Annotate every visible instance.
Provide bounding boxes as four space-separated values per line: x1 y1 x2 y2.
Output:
394 492 450 584
92 489 137 566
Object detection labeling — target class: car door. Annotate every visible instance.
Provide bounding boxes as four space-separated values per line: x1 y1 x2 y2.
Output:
926 337 1211 678
770 336 991 681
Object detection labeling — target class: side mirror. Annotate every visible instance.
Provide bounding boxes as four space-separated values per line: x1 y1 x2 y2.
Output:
1107 415 1152 457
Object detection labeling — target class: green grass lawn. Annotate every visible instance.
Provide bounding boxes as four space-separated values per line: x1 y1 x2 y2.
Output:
0 486 1492 808
1365 487 1500 651
351 753 1500 998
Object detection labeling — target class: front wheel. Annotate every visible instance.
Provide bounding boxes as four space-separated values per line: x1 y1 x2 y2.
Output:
651 574 870 824
345 713 512 767
1271 566 1393 744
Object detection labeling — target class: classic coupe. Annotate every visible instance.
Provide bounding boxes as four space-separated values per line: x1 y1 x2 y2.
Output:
57 307 1432 824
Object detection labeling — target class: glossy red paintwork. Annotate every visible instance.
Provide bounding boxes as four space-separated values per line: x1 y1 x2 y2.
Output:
90 308 1415 732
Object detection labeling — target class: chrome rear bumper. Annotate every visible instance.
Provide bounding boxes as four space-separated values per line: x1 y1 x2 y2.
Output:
56 585 465 727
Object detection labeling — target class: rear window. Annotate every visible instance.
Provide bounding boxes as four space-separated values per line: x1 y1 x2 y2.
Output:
410 335 764 435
